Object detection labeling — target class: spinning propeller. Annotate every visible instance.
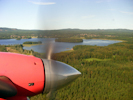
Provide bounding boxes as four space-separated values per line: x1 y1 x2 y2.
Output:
0 39 81 100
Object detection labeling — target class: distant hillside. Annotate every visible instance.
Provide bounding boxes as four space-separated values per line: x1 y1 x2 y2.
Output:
0 27 18 31
0 27 133 41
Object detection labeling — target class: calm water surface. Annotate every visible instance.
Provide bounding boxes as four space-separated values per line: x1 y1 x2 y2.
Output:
0 38 121 53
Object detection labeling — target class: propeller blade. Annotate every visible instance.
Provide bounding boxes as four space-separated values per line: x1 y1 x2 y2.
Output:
0 76 17 98
44 40 54 60
43 39 81 99
43 39 56 99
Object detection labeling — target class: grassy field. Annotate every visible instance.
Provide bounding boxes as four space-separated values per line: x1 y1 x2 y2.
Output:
85 58 111 62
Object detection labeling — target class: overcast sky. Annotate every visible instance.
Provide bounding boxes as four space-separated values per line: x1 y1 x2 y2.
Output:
0 0 133 30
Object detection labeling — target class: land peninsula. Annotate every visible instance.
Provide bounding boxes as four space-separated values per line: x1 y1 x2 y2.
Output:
23 41 42 47
55 38 83 43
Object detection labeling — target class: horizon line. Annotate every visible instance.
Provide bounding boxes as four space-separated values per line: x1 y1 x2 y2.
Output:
0 27 133 31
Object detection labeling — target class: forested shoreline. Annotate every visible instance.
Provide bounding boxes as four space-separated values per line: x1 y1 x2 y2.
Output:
0 28 133 100
55 38 83 43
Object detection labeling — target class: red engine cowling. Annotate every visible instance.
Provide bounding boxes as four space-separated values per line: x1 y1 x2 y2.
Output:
0 52 81 100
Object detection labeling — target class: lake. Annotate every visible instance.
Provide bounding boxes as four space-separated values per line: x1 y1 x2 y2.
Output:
0 38 121 53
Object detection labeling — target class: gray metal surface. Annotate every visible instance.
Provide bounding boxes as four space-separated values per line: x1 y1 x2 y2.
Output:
42 59 81 93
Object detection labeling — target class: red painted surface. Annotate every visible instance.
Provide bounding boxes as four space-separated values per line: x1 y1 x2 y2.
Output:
0 52 45 99
0 96 27 100
0 98 6 100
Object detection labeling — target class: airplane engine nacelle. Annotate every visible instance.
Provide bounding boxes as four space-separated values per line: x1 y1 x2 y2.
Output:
0 52 81 100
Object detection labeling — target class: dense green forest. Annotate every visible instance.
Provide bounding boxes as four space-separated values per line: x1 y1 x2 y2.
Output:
23 41 42 44
47 42 133 100
55 38 83 43
0 28 133 100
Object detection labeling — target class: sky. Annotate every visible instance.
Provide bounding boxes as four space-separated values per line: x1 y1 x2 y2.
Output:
0 0 133 30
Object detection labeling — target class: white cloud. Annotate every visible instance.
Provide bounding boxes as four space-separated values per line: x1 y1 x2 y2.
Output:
120 11 133 15
82 15 95 19
29 1 56 5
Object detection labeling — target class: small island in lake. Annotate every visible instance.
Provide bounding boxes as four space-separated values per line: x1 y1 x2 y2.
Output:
23 41 42 44
55 38 83 43
23 41 42 47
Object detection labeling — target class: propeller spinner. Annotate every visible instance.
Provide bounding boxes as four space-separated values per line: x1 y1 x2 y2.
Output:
42 59 81 93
